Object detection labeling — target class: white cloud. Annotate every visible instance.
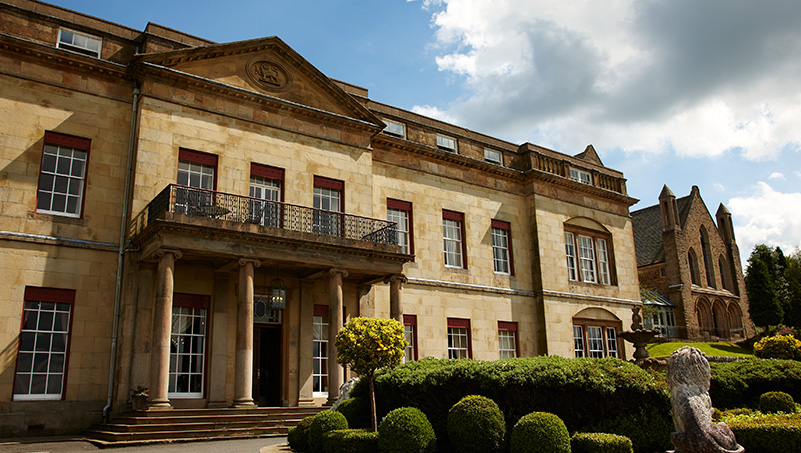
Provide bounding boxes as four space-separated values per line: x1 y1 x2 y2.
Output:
770 172 786 180
728 182 801 260
419 0 801 160
714 183 726 192
411 104 458 124
795 171 801 179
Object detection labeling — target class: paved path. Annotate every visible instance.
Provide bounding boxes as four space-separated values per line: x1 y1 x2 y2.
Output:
0 436 288 453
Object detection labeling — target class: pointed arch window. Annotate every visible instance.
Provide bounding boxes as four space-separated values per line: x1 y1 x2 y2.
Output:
700 228 715 288
688 249 700 286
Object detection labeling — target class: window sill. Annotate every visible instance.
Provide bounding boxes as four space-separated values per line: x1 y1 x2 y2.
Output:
29 211 88 227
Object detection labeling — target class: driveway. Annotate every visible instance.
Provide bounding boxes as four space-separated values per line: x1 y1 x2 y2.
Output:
0 436 288 453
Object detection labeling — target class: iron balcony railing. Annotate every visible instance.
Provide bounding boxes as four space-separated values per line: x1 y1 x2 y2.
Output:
129 184 399 246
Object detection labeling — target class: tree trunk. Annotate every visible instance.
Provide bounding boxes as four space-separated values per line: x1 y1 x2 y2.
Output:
369 373 378 432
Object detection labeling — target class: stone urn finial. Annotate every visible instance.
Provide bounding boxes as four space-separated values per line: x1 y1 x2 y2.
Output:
666 346 743 453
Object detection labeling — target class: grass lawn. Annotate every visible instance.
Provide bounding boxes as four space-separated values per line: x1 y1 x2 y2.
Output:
646 341 754 358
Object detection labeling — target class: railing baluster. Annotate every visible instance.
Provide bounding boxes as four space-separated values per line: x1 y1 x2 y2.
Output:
129 184 399 247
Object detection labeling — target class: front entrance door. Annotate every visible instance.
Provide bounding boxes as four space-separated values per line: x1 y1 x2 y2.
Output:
253 325 282 406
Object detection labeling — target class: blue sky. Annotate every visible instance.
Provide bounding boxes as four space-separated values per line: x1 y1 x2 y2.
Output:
51 0 801 264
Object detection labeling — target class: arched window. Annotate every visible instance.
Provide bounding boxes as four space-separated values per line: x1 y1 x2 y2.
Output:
700 228 715 288
696 298 713 337
727 303 744 338
563 218 615 285
572 308 622 358
718 256 729 291
688 249 700 286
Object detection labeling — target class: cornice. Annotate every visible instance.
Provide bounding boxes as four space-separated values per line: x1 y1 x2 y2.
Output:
131 61 383 136
132 216 410 265
0 32 128 79
524 168 639 206
372 133 524 181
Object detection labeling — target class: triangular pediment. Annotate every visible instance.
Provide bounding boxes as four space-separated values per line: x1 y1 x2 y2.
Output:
574 144 604 166
134 36 381 127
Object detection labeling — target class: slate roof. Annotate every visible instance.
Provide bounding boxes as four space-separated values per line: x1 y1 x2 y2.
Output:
631 193 693 267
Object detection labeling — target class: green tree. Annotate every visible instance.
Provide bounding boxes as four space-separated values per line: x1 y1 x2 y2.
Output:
785 251 801 327
746 259 782 329
749 245 791 322
335 317 407 432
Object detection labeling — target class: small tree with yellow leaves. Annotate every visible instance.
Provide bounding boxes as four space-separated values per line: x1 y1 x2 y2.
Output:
335 317 407 432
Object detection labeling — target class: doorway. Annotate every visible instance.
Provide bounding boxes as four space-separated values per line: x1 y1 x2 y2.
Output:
253 325 282 407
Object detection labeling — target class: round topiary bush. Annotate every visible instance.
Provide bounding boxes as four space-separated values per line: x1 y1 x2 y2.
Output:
510 412 570 453
337 396 372 429
378 407 436 453
308 410 348 453
571 432 633 453
447 395 506 453
323 428 379 453
287 413 316 452
753 335 801 360
759 391 797 414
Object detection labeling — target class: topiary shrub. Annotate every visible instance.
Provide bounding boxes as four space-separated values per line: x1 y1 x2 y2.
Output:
308 410 348 453
586 408 673 453
350 356 670 450
723 411 801 453
759 391 797 413
288 414 317 452
710 359 801 409
447 395 506 453
337 397 372 429
510 411 570 453
322 428 378 453
378 407 436 453
753 335 801 360
571 432 633 453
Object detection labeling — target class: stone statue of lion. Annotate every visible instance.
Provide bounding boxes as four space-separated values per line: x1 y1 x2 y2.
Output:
666 346 743 453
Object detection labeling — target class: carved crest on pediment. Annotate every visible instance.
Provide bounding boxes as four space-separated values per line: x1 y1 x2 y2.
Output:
246 57 292 92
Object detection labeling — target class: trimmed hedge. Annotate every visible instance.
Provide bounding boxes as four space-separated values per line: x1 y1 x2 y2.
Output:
571 432 633 453
587 409 672 453
337 397 371 429
308 411 348 453
378 407 436 453
710 359 801 409
447 395 506 453
723 412 801 453
322 428 378 453
351 356 670 452
760 391 797 414
510 412 570 453
288 414 317 452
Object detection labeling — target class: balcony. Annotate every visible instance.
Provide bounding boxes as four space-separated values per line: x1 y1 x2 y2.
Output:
129 185 400 250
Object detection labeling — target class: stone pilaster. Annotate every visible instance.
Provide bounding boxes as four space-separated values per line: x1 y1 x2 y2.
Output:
385 274 407 323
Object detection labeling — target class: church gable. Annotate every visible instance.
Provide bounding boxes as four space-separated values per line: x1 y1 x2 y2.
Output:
134 37 379 125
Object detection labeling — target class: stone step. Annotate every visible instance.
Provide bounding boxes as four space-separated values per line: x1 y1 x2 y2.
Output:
85 425 288 446
83 406 324 446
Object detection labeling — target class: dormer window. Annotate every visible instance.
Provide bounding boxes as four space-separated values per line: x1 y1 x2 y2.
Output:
436 135 457 153
57 29 102 58
484 148 503 165
570 167 592 185
383 120 406 139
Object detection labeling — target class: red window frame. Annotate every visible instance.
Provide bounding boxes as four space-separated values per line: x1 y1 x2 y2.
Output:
497 321 519 358
443 210 467 269
403 314 418 361
313 176 345 211
178 148 218 191
572 318 622 359
491 219 515 276
251 163 285 200
36 131 91 218
13 287 76 401
447 317 472 359
388 199 414 255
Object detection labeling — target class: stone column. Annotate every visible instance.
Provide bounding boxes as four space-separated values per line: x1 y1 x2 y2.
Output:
149 248 182 410
386 274 407 323
327 269 348 404
234 258 260 407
